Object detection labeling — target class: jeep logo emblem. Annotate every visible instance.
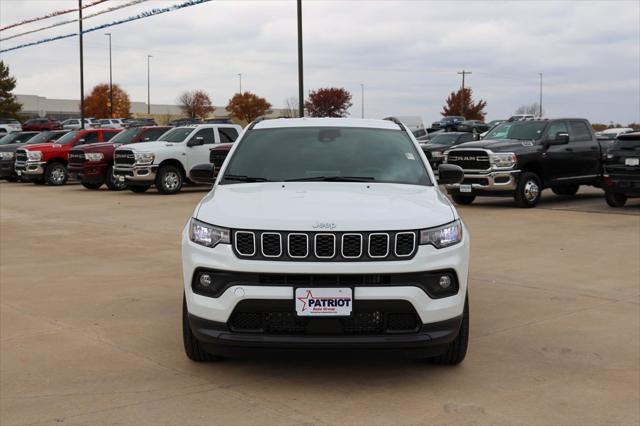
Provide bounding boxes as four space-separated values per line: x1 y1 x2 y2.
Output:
312 222 336 230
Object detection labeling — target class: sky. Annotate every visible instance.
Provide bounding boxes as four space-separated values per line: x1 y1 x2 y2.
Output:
0 0 639 125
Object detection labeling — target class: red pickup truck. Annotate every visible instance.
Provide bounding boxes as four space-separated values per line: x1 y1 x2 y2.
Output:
68 126 171 190
15 129 120 185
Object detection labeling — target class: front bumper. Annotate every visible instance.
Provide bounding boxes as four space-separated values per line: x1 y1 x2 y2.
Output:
68 163 108 182
0 159 17 179
113 164 157 182
603 172 640 196
446 169 520 193
182 225 470 331
14 161 45 176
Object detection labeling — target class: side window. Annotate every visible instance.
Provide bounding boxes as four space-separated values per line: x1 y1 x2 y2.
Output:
142 128 167 141
569 121 592 142
82 132 99 144
546 121 568 140
102 131 118 141
460 133 475 143
192 128 215 144
218 127 239 143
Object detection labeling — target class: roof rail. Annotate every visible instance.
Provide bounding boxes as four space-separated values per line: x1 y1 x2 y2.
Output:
383 116 407 132
246 116 267 131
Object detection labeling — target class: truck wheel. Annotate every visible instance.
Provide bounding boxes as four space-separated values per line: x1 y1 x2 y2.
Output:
105 165 126 191
156 164 183 195
451 193 476 205
514 172 541 208
182 295 220 362
81 182 102 190
429 295 469 365
129 184 151 193
605 191 627 207
45 162 68 185
552 185 579 196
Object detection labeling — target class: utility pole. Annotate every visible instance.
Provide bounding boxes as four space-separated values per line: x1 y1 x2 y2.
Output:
105 33 113 118
78 0 85 129
457 70 472 116
539 73 543 117
297 0 304 117
147 55 152 115
238 73 242 94
360 84 364 118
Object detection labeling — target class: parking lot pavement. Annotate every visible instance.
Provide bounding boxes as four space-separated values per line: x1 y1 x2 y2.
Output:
1 182 638 425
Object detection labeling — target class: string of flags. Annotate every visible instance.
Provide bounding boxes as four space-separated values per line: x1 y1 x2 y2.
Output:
0 0 109 32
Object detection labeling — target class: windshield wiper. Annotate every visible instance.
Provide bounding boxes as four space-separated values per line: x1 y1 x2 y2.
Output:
285 176 375 182
222 174 271 182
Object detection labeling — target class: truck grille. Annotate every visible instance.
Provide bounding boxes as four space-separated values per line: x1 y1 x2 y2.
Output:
229 300 420 335
232 230 418 261
68 150 86 164
114 150 135 165
446 149 490 170
15 149 27 163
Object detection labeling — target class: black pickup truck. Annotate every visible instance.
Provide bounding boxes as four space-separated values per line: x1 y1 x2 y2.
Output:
602 132 640 207
443 118 610 207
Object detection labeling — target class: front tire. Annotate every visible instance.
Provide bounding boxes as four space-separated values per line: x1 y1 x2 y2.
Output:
45 162 68 186
105 165 126 191
451 193 476 205
514 172 541 208
429 296 469 365
605 191 627 207
552 184 579 196
182 296 220 362
155 164 184 195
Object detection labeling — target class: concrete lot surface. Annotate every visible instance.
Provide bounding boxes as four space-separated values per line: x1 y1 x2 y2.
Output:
1 182 639 425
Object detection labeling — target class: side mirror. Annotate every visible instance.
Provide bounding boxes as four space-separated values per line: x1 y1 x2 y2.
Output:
437 164 464 185
189 163 216 184
187 136 204 147
547 132 570 146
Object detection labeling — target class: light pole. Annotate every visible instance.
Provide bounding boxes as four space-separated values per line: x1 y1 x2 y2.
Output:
147 55 152 115
105 33 113 118
360 84 364 118
238 73 242 94
538 73 543 117
297 0 304 117
457 70 471 116
78 0 85 129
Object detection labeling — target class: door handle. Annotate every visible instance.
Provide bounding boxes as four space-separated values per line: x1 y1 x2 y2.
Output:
565 148 573 152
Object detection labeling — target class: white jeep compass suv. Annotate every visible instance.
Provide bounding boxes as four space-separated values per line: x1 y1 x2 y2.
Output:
182 118 470 363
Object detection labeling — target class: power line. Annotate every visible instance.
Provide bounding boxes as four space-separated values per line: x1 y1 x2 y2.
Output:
0 0 108 32
0 0 213 54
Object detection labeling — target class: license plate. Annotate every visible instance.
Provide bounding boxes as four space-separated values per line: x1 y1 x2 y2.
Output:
460 184 472 193
295 288 352 316
625 158 639 166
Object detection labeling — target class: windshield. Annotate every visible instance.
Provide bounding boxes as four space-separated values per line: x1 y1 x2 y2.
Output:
159 127 194 143
484 121 547 141
222 127 431 186
430 134 461 146
109 128 139 144
0 132 36 145
55 131 79 145
23 131 56 145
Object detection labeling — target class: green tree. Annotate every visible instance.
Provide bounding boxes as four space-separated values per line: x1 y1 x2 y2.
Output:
441 87 487 120
0 61 22 118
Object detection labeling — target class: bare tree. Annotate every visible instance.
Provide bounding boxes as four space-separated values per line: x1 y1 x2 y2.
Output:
515 103 543 116
178 90 214 119
282 97 298 118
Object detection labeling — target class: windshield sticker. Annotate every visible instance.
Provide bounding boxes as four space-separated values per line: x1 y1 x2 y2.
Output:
405 152 415 160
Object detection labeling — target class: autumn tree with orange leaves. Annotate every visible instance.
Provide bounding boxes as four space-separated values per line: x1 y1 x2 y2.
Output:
441 88 487 120
83 83 131 118
178 90 214 119
226 92 272 123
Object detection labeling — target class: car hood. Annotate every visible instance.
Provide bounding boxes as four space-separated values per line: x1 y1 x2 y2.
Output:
451 139 536 151
17 143 59 151
196 182 455 231
0 143 27 152
117 141 180 152
421 144 452 152
75 142 115 152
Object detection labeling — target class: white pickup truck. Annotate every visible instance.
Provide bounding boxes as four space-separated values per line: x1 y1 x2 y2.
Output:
113 124 242 194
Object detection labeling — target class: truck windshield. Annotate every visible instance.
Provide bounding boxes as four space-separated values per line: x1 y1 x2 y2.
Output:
221 127 432 186
0 133 36 145
484 121 547 141
109 128 139 144
430 134 460 145
56 131 80 145
158 127 194 143
22 131 56 145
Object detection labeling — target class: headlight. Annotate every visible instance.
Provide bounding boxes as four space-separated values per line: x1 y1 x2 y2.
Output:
490 152 517 168
420 219 463 249
85 153 103 162
134 152 155 164
432 151 443 158
0 152 15 160
189 218 230 248
26 151 42 161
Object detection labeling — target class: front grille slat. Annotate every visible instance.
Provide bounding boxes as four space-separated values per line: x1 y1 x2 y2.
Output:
15 150 27 162
232 230 417 262
68 150 86 165
447 149 491 170
114 149 135 165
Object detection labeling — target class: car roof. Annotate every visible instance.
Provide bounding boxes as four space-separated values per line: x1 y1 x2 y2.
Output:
253 118 401 131
432 131 466 135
